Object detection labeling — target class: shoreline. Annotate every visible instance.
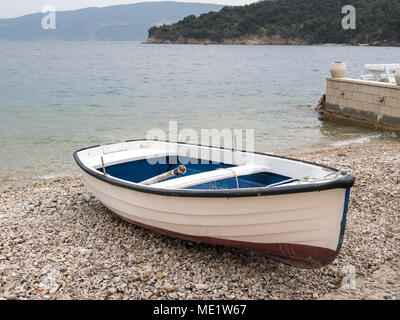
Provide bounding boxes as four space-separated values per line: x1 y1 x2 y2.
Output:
146 37 400 47
1 140 399 299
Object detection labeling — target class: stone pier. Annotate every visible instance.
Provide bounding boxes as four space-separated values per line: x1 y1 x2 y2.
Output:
320 78 400 131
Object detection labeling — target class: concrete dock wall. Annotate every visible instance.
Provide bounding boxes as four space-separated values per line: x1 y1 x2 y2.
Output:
324 78 400 130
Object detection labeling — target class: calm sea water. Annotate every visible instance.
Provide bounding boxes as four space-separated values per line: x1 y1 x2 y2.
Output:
0 42 398 184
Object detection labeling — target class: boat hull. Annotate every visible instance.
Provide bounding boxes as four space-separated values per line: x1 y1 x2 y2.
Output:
115 214 338 268
80 170 349 268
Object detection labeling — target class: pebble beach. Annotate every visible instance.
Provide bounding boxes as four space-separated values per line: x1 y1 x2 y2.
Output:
0 140 399 300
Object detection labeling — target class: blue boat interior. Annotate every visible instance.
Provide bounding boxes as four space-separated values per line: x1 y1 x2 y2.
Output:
98 156 292 190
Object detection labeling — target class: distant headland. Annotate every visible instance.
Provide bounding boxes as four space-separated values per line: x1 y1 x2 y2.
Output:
147 0 400 46
0 1 223 41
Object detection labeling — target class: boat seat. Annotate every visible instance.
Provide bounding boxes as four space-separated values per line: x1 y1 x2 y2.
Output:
150 164 268 189
92 149 173 169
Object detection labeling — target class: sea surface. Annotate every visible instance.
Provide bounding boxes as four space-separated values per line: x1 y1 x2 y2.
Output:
0 42 398 184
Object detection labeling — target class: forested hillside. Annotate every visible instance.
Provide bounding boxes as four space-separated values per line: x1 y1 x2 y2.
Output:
147 0 400 45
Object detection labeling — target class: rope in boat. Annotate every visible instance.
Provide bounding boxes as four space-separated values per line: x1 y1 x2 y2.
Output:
224 168 240 189
322 171 341 179
264 171 340 188
101 156 107 176
265 178 298 188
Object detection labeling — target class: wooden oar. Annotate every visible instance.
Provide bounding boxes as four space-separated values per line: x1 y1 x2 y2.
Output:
140 165 186 185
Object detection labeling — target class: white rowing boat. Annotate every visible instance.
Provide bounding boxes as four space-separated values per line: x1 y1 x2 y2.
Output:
74 139 355 268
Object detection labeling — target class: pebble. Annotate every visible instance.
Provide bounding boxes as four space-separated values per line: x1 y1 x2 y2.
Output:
4 292 17 300
168 292 178 299
195 284 209 290
143 292 153 299
163 283 175 291
80 194 91 203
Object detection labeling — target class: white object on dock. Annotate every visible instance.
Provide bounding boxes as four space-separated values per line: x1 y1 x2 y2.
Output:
361 64 400 83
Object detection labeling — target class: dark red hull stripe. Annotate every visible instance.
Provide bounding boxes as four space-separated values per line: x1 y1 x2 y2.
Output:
115 213 338 269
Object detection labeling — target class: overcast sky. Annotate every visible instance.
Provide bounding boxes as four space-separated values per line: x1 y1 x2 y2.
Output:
0 0 259 19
